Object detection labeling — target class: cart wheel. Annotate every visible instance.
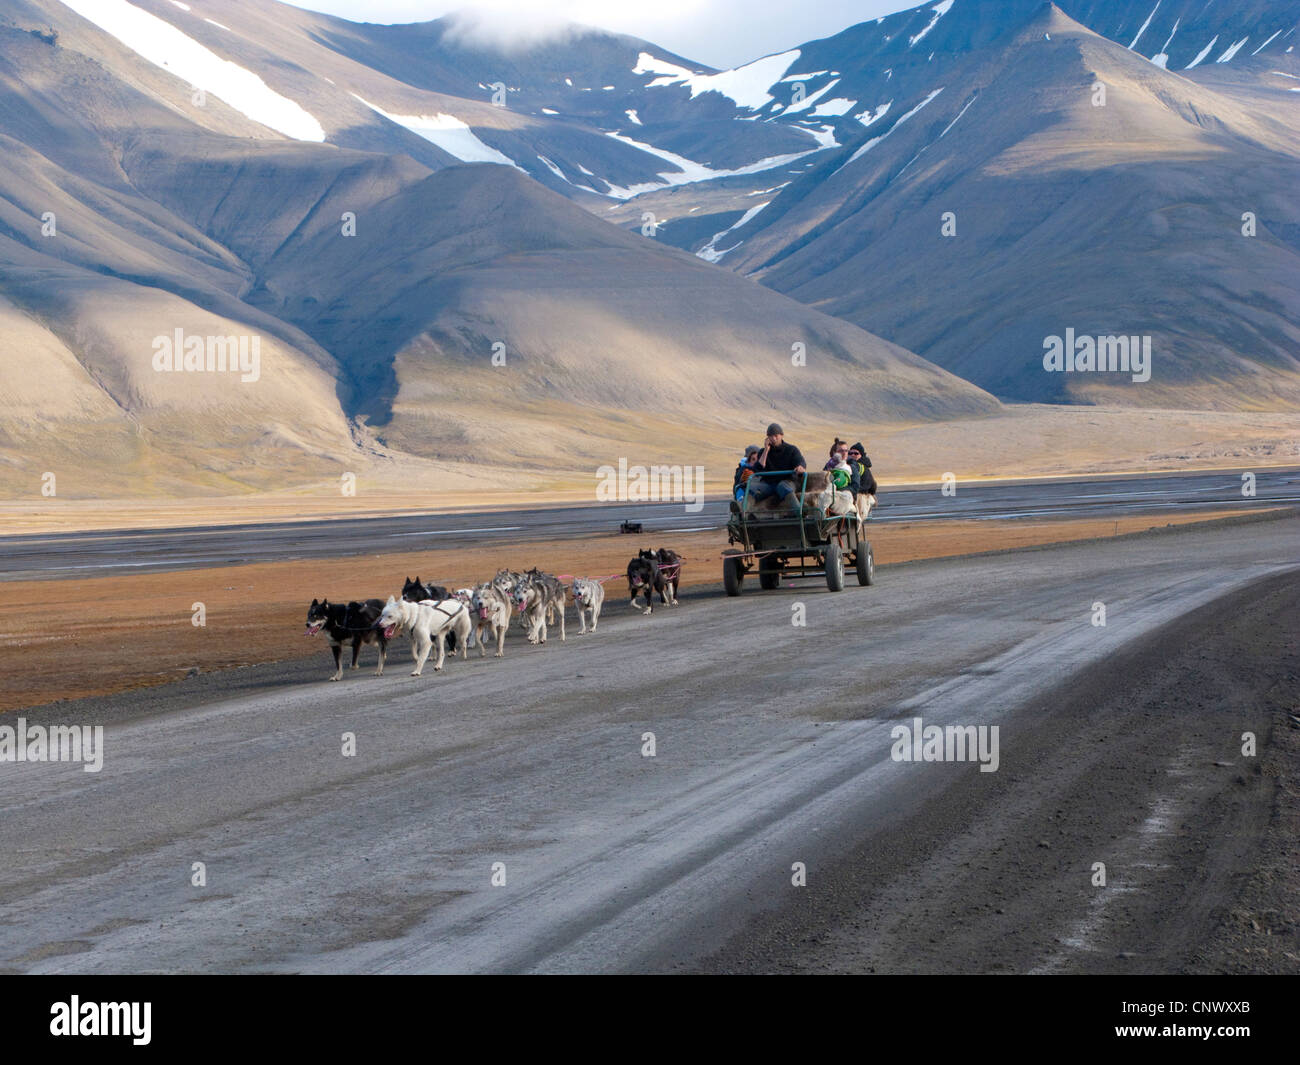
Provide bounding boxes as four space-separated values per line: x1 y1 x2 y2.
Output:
856 540 874 586
825 543 844 592
723 556 744 597
758 554 780 590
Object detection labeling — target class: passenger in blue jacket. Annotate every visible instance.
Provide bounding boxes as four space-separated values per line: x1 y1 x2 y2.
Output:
733 444 761 502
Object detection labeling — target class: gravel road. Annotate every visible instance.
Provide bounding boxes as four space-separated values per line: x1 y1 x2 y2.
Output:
0 513 1295 973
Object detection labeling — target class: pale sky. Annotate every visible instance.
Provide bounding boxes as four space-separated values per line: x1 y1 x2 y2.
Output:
280 0 917 68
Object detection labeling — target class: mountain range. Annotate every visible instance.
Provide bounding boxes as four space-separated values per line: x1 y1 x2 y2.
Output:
0 0 1296 498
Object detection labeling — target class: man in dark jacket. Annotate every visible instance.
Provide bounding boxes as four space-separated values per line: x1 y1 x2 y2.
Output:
749 423 807 507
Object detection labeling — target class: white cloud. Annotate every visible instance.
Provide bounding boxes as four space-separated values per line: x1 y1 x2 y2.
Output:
280 0 914 69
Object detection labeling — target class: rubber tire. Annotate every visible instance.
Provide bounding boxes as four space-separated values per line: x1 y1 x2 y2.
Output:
723 556 744 597
856 540 874 586
825 543 844 592
758 555 780 590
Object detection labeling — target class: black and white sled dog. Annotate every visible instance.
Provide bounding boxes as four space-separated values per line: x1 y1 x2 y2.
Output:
626 550 663 615
305 598 388 680
510 569 566 644
571 578 605 634
376 595 472 676
626 548 682 614
401 576 450 602
654 547 682 606
470 581 512 657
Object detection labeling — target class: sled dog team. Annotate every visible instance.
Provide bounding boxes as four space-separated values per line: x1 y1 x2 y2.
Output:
304 549 684 680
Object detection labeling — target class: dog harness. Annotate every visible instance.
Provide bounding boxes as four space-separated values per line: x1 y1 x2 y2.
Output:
427 600 465 623
335 604 377 633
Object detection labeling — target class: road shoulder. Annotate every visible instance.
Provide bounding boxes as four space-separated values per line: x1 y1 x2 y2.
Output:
693 570 1300 974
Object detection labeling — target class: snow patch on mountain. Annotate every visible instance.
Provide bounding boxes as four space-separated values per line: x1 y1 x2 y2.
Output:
1185 35 1218 69
784 78 842 114
537 155 566 181
1151 17 1180 66
1216 38 1249 63
811 97 857 118
353 97 522 169
1128 2 1159 49
900 88 972 176
603 131 829 197
803 125 841 149
856 101 892 127
56 0 325 141
634 50 800 110
1252 31 1282 55
938 93 977 138
835 87 943 175
697 202 770 262
909 0 954 49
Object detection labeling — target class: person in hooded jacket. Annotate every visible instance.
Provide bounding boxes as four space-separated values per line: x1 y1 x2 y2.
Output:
733 444 761 503
848 442 878 497
823 440 859 495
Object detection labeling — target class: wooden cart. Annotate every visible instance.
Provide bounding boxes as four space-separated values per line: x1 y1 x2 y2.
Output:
723 470 874 594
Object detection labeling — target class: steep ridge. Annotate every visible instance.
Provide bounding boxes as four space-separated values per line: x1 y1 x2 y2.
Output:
712 3 1300 408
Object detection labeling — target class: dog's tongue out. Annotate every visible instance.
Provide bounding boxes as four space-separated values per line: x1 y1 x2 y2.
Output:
383 624 397 639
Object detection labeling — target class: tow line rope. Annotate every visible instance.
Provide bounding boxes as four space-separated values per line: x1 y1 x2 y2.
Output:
468 530 870 588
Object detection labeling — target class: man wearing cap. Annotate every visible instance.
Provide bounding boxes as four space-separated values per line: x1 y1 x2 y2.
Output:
748 423 806 508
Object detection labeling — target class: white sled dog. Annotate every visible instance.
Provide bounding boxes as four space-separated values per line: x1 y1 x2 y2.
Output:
470 582 512 657
571 577 605 634
377 595 472 676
